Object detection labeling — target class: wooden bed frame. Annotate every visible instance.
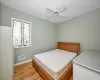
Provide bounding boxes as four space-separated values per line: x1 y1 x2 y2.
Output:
32 42 80 80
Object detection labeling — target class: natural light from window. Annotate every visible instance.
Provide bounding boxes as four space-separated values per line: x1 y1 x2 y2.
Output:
12 18 31 48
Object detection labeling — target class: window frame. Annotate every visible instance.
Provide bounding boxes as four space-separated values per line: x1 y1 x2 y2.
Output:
11 18 31 48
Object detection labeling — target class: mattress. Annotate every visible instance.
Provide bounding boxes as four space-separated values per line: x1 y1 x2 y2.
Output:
34 49 77 80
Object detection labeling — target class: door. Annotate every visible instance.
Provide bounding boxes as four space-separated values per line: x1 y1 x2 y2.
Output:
0 26 13 80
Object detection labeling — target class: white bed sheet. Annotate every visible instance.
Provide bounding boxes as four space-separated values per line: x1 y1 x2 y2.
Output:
34 49 77 80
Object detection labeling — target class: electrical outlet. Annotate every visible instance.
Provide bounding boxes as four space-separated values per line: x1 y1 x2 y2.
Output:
18 55 25 61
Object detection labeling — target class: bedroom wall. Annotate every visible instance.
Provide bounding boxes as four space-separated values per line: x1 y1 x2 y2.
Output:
0 2 1 79
0 2 1 25
0 4 57 64
57 8 100 52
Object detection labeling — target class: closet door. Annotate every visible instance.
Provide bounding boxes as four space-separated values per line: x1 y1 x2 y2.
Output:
0 26 13 80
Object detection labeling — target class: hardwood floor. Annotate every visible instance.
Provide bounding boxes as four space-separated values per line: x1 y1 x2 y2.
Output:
14 61 72 80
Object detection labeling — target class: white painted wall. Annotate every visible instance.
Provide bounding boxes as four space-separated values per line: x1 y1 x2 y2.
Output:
1 4 100 65
0 3 2 79
0 2 1 25
0 4 57 64
57 8 100 52
0 26 13 80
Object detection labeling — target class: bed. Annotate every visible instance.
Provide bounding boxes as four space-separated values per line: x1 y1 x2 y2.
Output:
32 42 80 80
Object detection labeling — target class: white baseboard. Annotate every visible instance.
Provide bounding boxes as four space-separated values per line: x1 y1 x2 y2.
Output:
14 59 32 66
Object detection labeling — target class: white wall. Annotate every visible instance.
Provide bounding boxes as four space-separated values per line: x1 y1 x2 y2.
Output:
0 2 1 25
0 2 1 79
1 3 100 64
0 26 13 80
0 4 57 64
57 8 100 52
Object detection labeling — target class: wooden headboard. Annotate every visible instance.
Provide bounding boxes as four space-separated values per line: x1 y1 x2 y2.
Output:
57 42 80 55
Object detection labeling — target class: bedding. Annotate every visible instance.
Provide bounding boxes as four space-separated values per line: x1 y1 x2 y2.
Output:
34 49 77 80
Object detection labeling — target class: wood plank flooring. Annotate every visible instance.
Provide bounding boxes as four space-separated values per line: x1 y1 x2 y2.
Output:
14 61 73 80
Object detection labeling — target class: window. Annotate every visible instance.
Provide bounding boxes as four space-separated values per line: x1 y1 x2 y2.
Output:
12 18 31 48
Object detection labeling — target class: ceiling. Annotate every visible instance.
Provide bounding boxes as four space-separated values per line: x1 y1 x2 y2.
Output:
0 0 100 24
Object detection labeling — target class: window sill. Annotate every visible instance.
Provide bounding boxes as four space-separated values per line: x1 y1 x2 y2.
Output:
14 45 31 48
